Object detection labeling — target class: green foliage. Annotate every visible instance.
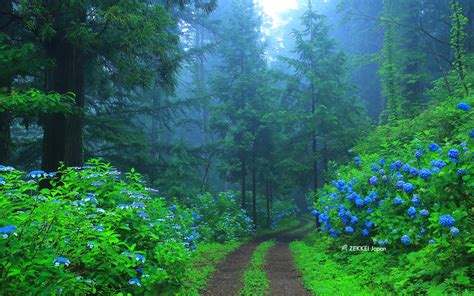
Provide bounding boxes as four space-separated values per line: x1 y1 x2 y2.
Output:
0 159 199 294
240 240 275 296
450 0 470 95
190 192 254 242
0 89 75 115
280 3 369 185
292 232 474 295
291 234 385 295
308 90 473 293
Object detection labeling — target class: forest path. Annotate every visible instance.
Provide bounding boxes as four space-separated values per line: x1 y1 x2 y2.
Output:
203 216 314 296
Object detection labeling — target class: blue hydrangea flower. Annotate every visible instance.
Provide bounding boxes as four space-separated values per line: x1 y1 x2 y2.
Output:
53 257 70 267
403 182 414 194
28 170 46 178
311 210 319 216
394 160 403 168
355 198 365 207
411 194 420 207
129 278 141 287
365 221 374 229
370 164 379 172
402 164 411 173
389 163 396 171
450 227 459 237
136 266 143 276
369 176 378 185
382 175 388 182
379 158 385 166
364 196 372 204
378 169 385 175
0 225 16 234
350 216 359 224
457 169 466 176
94 225 104 232
457 102 471 111
396 181 405 189
431 160 447 168
407 207 416 216
447 149 459 162
345 226 354 233
429 143 439 152
354 157 361 164
470 130 474 137
414 150 421 159
419 168 431 179
428 239 436 244
0 165 15 172
0 225 16 239
394 197 403 205
410 168 419 176
134 254 146 263
439 214 455 227
362 229 369 236
401 235 411 245
432 167 440 173
420 209 429 217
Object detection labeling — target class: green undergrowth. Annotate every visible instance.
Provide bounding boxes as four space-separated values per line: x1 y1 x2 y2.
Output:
256 215 311 237
240 240 276 296
290 232 474 295
175 241 242 295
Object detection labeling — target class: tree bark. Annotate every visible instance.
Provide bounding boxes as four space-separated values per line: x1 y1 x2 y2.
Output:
266 179 270 227
241 155 246 209
0 0 13 165
42 29 85 172
0 112 11 164
252 169 257 227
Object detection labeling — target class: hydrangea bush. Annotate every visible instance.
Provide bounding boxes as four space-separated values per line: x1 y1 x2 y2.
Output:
190 192 254 242
0 160 199 294
309 99 473 291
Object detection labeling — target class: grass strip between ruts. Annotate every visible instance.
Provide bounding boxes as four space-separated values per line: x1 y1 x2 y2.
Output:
240 240 276 296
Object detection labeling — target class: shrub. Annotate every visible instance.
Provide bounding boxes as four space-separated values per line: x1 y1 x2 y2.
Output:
0 159 198 294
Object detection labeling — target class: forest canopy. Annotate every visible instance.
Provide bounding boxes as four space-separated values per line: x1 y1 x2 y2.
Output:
0 0 473 294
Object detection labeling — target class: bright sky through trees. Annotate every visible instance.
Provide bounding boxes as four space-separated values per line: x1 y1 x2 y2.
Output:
259 0 299 27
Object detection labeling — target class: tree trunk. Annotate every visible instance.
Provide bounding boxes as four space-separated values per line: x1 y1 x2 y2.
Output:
241 155 246 209
0 1 13 165
42 34 85 172
266 179 270 227
252 169 257 227
0 112 11 164
311 100 318 191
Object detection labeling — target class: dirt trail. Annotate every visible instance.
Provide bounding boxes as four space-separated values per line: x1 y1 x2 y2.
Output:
204 217 313 296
